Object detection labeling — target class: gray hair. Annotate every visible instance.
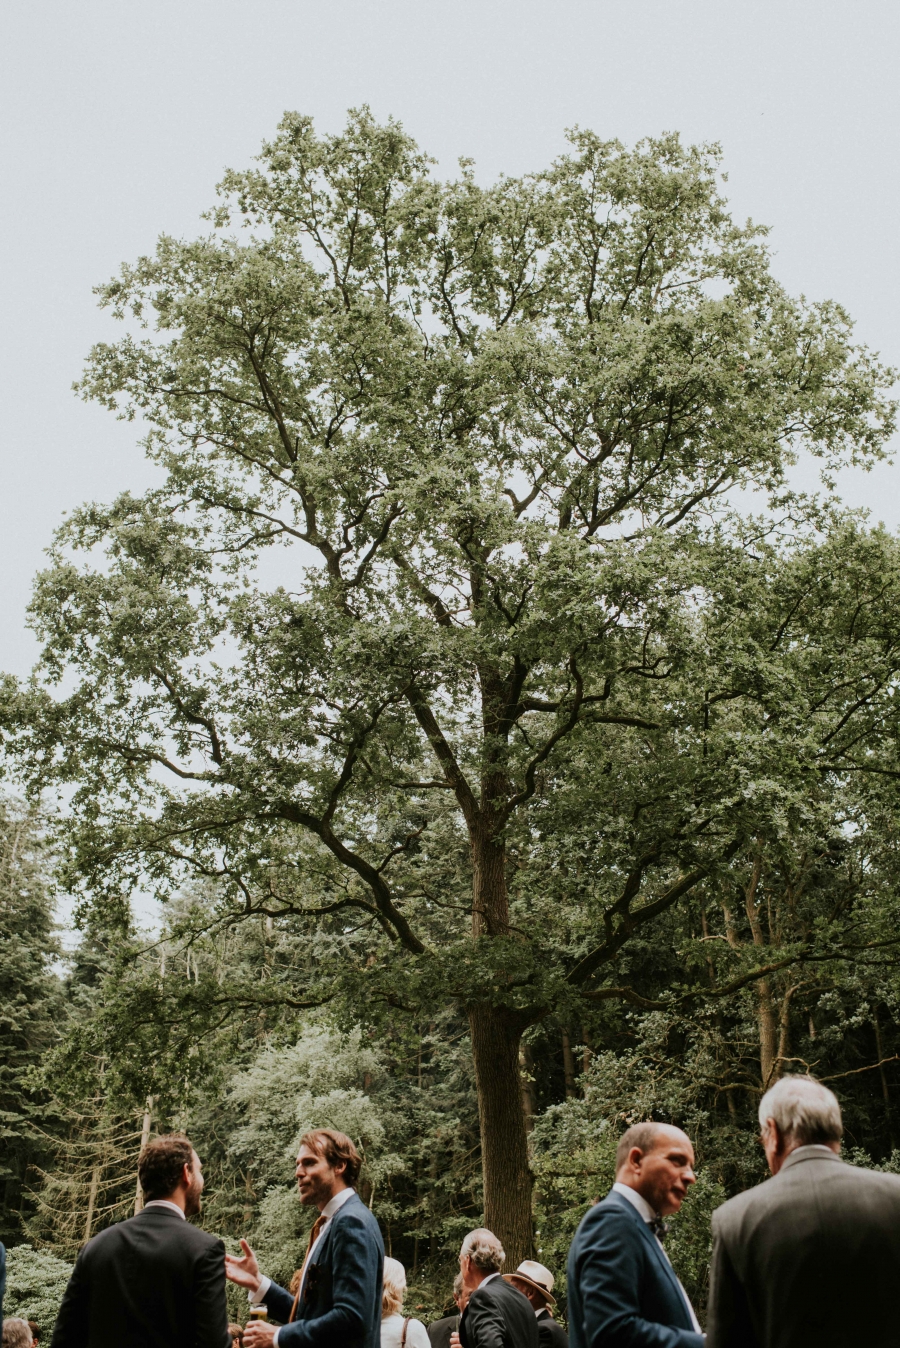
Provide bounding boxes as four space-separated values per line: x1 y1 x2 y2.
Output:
758 1075 843 1145
2 1320 33 1348
460 1227 505 1272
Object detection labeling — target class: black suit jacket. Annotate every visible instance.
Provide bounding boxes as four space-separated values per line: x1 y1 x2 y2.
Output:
460 1276 540 1348
566 1191 703 1348
707 1147 900 1348
535 1308 568 1348
261 1192 383 1348
428 1314 461 1348
50 1205 230 1348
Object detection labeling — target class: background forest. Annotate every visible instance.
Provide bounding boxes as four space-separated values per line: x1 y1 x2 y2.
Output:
3 784 900 1334
2 111 900 1334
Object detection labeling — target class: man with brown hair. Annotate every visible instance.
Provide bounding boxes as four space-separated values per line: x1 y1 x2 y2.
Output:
50 1134 230 1348
225 1128 383 1348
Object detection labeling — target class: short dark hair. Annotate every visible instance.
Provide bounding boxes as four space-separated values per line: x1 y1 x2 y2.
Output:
299 1129 362 1187
27 1327 39 1344
138 1133 195 1202
615 1121 669 1172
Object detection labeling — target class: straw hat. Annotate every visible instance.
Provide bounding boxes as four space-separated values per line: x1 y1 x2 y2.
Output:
503 1260 556 1305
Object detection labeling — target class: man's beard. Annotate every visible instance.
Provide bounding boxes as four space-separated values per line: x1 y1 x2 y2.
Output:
184 1179 202 1218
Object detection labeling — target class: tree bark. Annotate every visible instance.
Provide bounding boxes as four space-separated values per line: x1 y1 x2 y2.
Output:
873 1006 896 1149
519 1040 536 1137
743 852 778 1087
84 1163 100 1242
562 1030 577 1099
469 1001 534 1267
133 1097 154 1215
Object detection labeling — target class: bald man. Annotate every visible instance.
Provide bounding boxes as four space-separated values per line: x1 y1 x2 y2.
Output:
567 1122 704 1348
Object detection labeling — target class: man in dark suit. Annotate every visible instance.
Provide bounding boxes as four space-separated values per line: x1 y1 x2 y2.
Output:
567 1122 703 1348
707 1074 900 1348
50 1133 230 1348
504 1260 567 1348
225 1129 383 1348
457 1229 539 1348
428 1274 467 1348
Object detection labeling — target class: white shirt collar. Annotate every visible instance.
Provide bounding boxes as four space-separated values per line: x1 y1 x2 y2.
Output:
142 1199 186 1220
320 1186 356 1220
612 1181 657 1222
480 1272 502 1287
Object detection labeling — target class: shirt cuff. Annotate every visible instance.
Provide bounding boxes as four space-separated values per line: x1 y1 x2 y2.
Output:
273 1332 280 1346
247 1274 271 1302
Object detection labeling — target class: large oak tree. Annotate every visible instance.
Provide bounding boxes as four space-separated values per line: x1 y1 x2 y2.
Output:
3 110 897 1260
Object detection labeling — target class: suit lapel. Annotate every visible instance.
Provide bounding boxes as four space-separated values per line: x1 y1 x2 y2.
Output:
603 1192 691 1324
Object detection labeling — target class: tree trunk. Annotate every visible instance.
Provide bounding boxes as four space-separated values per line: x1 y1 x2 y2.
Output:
562 1030 576 1099
742 851 778 1087
84 1163 100 1242
519 1041 536 1137
873 1006 896 1149
467 668 535 1267
469 1001 534 1267
133 1097 154 1215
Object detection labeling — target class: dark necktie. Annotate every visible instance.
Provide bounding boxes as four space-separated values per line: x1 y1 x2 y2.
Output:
649 1216 669 1242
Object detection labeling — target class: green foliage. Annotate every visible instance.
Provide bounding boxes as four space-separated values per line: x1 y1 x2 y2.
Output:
4 1245 73 1337
0 802 62 1244
2 108 900 1267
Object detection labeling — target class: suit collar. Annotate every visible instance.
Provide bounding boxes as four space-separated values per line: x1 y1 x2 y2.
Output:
320 1186 358 1219
602 1190 688 1315
142 1200 186 1220
780 1144 843 1173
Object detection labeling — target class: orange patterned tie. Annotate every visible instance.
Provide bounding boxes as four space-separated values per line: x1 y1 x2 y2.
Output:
289 1215 327 1323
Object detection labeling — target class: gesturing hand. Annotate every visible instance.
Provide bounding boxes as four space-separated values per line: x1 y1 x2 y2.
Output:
224 1238 262 1295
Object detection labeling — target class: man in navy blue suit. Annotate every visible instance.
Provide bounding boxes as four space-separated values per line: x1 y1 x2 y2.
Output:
567 1122 704 1348
225 1129 383 1348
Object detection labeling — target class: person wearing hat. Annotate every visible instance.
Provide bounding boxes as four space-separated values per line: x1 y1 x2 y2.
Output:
503 1264 567 1348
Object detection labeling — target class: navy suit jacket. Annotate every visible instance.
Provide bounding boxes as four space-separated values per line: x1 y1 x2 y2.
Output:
262 1192 383 1348
566 1191 703 1348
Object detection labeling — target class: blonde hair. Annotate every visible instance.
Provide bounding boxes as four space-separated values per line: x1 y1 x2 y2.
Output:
382 1256 407 1318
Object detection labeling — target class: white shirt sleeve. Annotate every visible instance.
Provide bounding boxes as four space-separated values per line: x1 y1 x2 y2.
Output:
244 1276 279 1344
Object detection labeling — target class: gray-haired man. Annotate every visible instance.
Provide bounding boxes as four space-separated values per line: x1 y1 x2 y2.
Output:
457 1231 539 1348
707 1074 900 1348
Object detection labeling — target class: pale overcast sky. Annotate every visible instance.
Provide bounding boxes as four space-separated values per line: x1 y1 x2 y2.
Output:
1 0 898 677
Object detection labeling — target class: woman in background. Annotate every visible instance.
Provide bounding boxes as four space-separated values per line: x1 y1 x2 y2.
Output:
381 1257 430 1348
